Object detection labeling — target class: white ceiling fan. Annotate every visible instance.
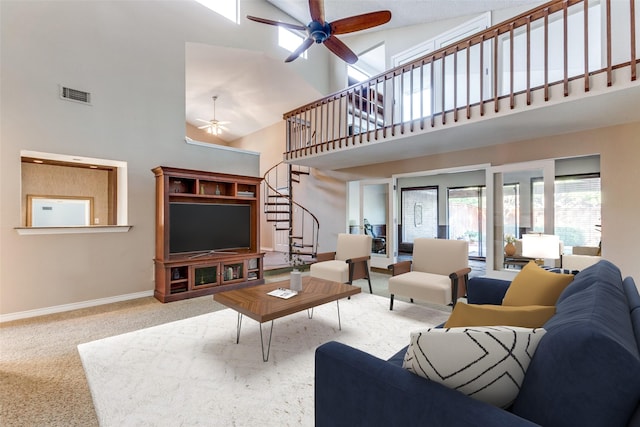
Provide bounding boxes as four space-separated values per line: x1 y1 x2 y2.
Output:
197 95 229 135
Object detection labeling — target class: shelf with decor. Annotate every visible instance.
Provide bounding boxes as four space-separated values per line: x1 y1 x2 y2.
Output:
153 166 264 303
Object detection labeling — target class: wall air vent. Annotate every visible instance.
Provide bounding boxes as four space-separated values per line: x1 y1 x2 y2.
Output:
59 86 91 105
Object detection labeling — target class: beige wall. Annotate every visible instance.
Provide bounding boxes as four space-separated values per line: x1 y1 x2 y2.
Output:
232 121 287 250
1 0 330 317
21 163 110 226
330 122 640 282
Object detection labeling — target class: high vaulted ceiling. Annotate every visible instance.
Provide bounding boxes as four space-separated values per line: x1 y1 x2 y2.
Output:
185 0 545 142
266 0 540 31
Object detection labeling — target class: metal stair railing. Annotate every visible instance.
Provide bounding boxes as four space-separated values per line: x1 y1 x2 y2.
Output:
263 161 319 262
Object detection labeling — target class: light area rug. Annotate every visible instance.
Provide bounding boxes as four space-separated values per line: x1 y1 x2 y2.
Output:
78 293 449 426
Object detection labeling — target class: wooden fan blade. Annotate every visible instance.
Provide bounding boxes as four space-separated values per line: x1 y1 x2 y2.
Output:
323 35 357 64
330 11 392 35
309 0 325 24
285 37 314 63
246 15 307 32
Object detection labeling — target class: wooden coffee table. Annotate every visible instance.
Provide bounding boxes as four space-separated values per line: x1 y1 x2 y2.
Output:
213 276 361 361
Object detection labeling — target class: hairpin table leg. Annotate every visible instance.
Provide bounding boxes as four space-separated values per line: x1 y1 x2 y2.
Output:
236 312 243 344
260 321 274 362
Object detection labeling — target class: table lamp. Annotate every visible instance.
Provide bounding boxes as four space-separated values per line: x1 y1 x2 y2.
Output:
522 233 560 266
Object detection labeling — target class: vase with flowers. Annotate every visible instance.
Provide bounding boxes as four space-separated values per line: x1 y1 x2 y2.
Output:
285 251 306 291
504 234 517 256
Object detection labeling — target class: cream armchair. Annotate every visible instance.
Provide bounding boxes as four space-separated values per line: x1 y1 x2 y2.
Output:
310 233 373 293
388 238 470 309
563 245 602 271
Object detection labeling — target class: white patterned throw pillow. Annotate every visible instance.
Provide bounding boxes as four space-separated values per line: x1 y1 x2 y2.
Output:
403 326 546 408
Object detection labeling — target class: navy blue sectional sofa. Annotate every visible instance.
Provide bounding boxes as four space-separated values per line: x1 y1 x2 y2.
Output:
315 260 640 426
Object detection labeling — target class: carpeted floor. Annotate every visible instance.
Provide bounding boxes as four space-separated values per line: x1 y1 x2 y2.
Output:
0 269 450 426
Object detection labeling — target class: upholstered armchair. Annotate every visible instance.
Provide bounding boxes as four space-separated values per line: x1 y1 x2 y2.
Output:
310 233 373 293
388 238 470 309
562 245 602 271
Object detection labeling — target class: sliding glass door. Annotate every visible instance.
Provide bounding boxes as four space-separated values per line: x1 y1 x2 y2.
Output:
447 186 486 258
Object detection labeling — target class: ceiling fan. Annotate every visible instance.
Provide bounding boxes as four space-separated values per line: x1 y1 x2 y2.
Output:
247 0 391 64
197 95 229 135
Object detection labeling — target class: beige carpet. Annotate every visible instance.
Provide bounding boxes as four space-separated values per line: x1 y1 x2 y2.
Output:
0 271 449 426
78 293 449 426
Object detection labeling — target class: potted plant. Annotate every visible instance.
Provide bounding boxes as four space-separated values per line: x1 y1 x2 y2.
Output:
285 251 306 291
504 234 517 256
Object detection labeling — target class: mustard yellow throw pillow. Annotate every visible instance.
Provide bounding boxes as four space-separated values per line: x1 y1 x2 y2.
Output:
444 302 556 328
502 261 574 306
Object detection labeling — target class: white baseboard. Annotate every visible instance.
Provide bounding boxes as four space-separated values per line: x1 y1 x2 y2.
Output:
0 290 154 323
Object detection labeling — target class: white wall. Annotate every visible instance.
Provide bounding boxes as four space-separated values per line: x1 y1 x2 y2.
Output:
0 0 331 317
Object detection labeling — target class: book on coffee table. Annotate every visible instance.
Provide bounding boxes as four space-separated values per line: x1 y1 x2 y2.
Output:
267 288 298 299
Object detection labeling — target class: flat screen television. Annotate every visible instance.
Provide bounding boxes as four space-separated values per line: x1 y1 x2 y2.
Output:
169 202 251 255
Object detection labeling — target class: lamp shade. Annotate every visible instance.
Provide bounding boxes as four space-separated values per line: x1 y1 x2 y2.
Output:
522 234 560 260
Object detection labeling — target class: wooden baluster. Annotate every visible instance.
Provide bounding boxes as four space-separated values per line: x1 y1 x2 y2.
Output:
330 97 335 149
563 0 569 97
430 57 436 127
325 100 330 151
383 76 388 139
305 109 311 156
494 29 499 112
374 79 380 140
480 34 485 116
420 59 425 129
631 0 637 81
351 88 357 145
409 64 414 132
391 72 396 136
545 8 550 101
400 69 405 134
442 53 446 125
454 45 459 121
526 17 532 105
319 101 324 152
314 104 319 154
334 95 347 148
466 40 471 120
359 84 364 144
584 0 590 92
606 0 612 86
510 23 515 109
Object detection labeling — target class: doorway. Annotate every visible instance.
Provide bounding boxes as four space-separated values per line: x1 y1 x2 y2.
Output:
348 179 394 269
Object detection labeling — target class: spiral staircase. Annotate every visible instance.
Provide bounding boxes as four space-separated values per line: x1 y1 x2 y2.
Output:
263 161 319 264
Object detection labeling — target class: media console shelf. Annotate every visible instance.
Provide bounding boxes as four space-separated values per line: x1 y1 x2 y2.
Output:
153 166 264 303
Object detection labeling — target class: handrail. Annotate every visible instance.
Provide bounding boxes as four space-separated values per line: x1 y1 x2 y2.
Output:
283 0 638 160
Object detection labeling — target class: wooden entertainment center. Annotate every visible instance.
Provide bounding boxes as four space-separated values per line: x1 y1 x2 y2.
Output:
153 166 264 303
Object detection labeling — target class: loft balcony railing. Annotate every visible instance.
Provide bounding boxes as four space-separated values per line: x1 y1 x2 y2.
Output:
283 0 638 161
